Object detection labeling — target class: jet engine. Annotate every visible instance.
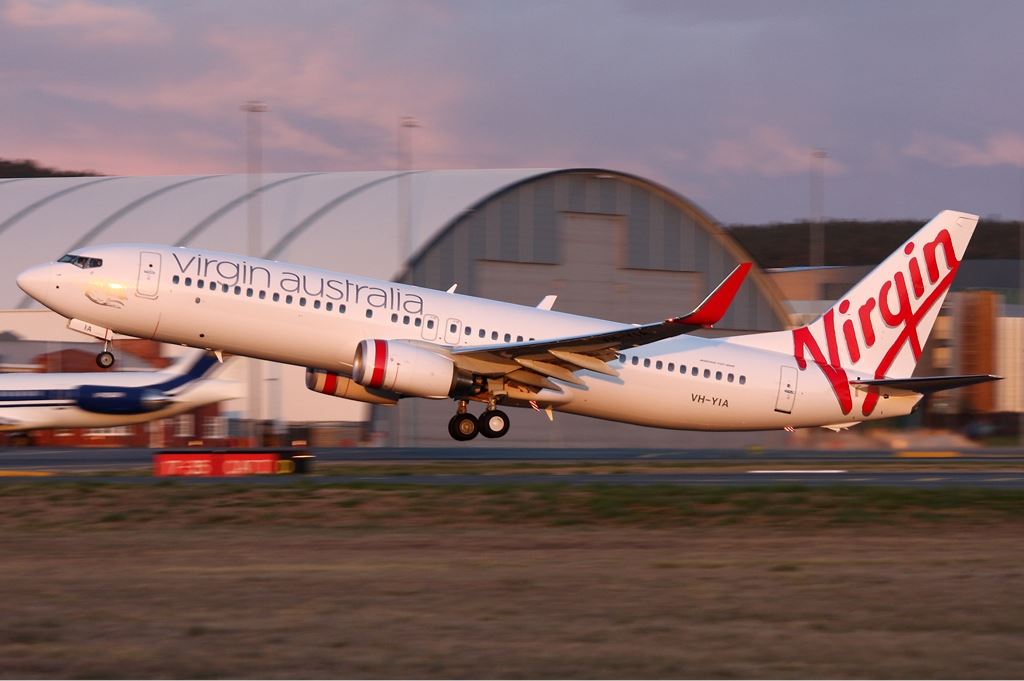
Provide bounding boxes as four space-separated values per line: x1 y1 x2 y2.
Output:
305 368 398 405
352 339 472 398
75 385 170 414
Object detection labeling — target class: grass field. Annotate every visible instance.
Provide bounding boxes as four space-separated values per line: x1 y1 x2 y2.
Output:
1 481 1023 678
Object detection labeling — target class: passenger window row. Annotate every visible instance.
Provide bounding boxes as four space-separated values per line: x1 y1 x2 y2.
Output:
175 274 541 344
389 313 435 331
471 325 525 343
0 390 48 399
618 353 746 385
446 322 534 344
172 275 349 314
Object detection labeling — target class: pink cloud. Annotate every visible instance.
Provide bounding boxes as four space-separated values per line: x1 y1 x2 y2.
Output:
26 22 468 172
191 27 464 163
3 0 169 44
903 131 1024 167
706 127 844 177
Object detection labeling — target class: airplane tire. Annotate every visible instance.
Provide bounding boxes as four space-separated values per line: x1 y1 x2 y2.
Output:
448 413 479 441
96 351 115 369
479 409 510 439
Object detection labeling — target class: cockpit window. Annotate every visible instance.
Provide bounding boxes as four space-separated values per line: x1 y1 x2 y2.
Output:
58 254 103 269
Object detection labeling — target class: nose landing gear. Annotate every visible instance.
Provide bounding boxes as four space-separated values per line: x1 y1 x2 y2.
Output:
96 342 115 369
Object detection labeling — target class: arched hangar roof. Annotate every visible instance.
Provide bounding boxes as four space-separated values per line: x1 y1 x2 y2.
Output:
400 169 791 331
0 169 550 308
0 169 789 329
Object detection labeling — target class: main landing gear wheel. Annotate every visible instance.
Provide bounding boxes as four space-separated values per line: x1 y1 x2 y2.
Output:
479 409 510 439
96 350 115 369
448 413 479 441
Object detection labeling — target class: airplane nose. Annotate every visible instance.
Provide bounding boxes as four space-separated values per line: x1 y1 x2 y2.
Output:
16 264 52 302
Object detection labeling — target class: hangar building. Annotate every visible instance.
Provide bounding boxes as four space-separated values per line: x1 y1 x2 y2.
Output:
0 169 790 447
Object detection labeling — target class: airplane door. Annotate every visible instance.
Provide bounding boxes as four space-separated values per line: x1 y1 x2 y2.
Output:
137 251 161 299
422 314 439 341
444 318 462 345
774 366 798 414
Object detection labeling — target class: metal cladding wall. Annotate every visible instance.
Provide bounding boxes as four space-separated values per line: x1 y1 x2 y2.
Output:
379 169 792 447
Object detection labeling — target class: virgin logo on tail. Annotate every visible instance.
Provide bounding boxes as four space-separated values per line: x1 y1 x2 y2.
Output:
793 228 961 416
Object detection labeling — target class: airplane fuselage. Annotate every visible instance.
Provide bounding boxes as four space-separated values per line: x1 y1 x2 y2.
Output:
17 244 921 433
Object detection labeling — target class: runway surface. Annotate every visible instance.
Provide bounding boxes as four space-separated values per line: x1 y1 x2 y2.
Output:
4 446 1024 468
3 446 1024 488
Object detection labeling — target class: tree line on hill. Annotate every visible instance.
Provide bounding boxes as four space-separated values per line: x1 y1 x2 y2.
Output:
0 157 99 179
727 219 1024 268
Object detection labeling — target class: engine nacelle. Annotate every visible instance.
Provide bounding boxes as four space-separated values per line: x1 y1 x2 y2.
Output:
305 368 398 406
353 340 469 398
75 385 170 414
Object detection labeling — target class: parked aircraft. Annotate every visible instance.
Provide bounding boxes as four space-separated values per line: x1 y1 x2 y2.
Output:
17 210 997 440
0 349 239 432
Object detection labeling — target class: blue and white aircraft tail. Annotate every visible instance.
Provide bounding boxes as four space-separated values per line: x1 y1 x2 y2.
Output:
0 349 240 432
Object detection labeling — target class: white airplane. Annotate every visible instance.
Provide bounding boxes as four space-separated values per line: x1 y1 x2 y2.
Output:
16 209 998 441
0 349 240 432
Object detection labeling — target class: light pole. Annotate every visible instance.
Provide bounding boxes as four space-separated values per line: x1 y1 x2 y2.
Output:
397 116 420 265
810 148 827 268
1018 164 1024 447
243 100 267 444
395 116 420 447
266 374 282 445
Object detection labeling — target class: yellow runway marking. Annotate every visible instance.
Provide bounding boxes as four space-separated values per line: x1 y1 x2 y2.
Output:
896 451 960 458
0 470 54 477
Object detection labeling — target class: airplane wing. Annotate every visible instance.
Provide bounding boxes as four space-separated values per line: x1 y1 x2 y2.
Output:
449 263 751 388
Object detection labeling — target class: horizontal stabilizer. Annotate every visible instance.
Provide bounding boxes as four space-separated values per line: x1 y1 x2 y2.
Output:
851 374 1002 395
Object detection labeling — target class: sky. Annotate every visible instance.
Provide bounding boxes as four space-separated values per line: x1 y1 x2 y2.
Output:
1 0 1023 224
